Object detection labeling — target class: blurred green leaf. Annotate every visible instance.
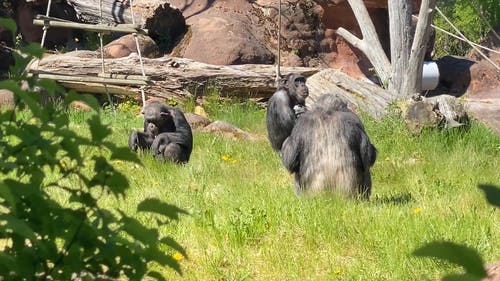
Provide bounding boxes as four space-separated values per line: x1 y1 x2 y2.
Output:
0 214 37 241
413 241 486 278
478 184 500 208
0 17 17 35
0 252 17 273
0 80 22 94
137 198 189 220
21 43 45 58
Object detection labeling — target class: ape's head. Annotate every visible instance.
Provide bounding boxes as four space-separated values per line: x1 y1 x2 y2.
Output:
282 73 309 105
142 101 175 136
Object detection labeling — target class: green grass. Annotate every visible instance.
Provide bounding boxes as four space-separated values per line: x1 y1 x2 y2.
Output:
68 102 500 280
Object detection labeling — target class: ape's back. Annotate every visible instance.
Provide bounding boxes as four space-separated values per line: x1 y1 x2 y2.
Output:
299 111 366 195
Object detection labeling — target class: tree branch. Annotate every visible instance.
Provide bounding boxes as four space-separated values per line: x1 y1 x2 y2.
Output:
336 0 391 84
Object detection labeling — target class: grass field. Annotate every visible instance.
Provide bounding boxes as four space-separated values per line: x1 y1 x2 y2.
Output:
70 99 500 280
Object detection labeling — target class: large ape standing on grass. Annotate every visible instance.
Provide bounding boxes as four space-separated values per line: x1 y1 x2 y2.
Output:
266 73 309 152
281 94 377 199
129 100 193 163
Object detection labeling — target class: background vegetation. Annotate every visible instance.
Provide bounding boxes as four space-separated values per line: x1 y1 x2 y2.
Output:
435 0 499 57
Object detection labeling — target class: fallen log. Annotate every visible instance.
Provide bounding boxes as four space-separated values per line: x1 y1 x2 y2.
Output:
30 50 395 118
30 50 320 99
306 69 394 118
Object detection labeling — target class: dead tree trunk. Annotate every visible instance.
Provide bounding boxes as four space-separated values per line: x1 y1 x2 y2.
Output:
337 0 437 98
336 0 391 84
402 0 437 97
388 0 412 95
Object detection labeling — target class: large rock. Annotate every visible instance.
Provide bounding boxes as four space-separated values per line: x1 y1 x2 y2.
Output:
167 0 426 77
169 0 274 65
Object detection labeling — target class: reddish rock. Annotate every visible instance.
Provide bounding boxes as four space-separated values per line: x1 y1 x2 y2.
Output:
103 34 159 58
184 112 210 129
0 89 15 109
201 120 257 141
483 262 500 281
170 0 274 65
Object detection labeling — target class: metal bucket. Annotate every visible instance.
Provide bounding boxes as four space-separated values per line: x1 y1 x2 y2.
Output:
422 61 440 90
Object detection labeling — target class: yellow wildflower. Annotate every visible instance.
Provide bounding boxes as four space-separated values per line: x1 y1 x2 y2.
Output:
172 252 183 261
221 155 231 161
384 157 390 161
333 269 343 275
413 207 422 214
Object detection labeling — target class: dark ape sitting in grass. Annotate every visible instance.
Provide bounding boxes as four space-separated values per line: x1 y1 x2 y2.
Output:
266 73 309 152
281 94 377 199
129 100 193 163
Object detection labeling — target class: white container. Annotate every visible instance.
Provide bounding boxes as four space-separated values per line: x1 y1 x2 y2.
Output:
422 61 440 90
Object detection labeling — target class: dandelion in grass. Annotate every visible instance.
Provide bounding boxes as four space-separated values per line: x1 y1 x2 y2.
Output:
384 156 390 161
172 252 183 261
221 154 237 163
333 268 343 276
413 207 422 214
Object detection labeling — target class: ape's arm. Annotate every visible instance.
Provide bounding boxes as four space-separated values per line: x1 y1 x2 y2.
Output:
266 90 297 152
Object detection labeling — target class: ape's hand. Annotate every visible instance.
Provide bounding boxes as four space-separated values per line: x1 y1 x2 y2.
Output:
293 105 307 118
128 131 140 152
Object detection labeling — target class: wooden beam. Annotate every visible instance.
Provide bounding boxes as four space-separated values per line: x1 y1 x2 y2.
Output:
29 73 150 86
33 15 148 34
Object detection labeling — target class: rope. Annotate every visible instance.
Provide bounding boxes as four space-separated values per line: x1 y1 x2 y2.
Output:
39 0 53 48
435 7 500 71
413 15 500 55
98 0 116 113
129 0 148 107
35 0 53 72
275 0 282 86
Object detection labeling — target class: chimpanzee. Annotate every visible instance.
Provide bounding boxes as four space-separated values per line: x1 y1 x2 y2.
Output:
281 94 377 199
128 100 192 163
266 73 309 152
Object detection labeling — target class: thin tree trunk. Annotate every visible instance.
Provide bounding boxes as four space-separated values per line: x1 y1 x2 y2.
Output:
401 0 437 98
388 0 412 95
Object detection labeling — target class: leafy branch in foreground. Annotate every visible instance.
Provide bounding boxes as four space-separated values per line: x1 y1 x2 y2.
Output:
0 17 186 280
413 184 500 281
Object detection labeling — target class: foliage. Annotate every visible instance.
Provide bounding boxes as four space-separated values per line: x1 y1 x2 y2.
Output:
413 184 500 281
0 18 186 280
434 0 500 57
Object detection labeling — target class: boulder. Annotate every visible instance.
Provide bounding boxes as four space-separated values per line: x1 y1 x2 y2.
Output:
184 112 210 129
170 0 274 65
103 34 159 58
201 120 257 141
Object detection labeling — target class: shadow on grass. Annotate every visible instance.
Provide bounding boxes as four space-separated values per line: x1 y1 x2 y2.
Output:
371 192 414 205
